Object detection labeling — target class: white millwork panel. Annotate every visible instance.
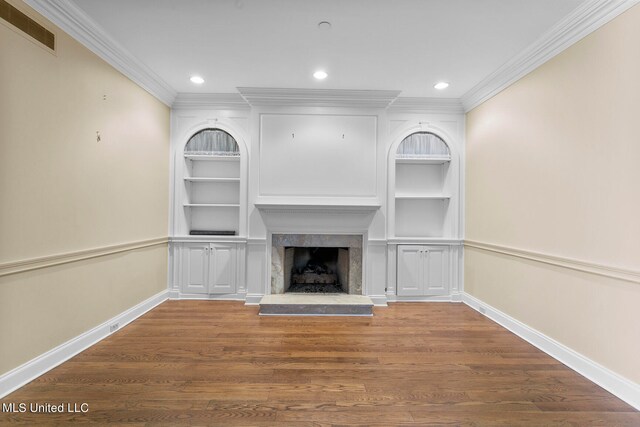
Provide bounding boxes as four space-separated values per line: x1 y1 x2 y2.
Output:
182 243 209 294
259 114 378 198
181 243 237 295
209 244 236 294
397 245 450 296
424 246 449 295
396 245 423 296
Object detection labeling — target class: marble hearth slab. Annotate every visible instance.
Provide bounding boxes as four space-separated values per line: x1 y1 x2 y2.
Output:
259 294 373 316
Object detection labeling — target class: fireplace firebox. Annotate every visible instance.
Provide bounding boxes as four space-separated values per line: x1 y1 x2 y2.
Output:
284 247 349 293
271 234 363 295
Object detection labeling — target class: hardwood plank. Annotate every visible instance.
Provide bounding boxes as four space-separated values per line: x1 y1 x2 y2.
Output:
0 300 637 426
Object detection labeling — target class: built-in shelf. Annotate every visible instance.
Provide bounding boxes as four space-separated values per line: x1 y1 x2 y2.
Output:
396 156 450 165
184 203 240 208
184 154 240 162
393 132 453 239
184 177 240 183
395 194 450 200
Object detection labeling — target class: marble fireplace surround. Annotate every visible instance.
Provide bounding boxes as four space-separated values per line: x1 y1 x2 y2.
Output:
271 234 363 295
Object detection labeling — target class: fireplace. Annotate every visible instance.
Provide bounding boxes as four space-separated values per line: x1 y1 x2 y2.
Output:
271 234 362 295
284 247 349 293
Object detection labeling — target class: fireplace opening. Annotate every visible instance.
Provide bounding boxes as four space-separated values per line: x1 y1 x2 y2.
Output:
284 247 349 293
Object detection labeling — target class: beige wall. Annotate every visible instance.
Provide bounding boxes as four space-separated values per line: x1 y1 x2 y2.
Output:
0 1 169 375
465 5 640 383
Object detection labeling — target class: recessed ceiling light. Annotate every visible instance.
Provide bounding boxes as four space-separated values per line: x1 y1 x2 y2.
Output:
190 75 205 84
434 81 449 90
318 21 332 31
313 70 328 80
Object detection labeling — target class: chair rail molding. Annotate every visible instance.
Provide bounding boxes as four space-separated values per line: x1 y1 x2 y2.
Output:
464 240 640 285
461 0 640 112
0 237 169 277
23 0 176 106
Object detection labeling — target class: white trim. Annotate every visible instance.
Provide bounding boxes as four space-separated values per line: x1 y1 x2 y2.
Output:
244 294 264 305
238 87 400 108
170 236 247 244
0 237 168 277
387 97 464 114
386 294 463 303
465 240 640 284
369 295 389 306
23 0 176 106
462 292 640 410
169 292 246 301
247 238 268 245
254 201 381 213
172 93 250 110
461 0 640 112
0 290 169 399
388 238 463 245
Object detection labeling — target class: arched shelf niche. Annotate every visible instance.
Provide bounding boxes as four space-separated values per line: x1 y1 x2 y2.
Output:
391 131 453 238
182 128 242 236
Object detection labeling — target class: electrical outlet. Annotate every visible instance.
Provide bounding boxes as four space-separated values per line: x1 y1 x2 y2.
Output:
109 323 119 333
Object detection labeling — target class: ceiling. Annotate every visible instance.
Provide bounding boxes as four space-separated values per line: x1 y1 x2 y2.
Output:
71 0 586 98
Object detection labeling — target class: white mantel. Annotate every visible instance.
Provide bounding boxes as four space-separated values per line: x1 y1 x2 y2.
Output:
254 197 381 233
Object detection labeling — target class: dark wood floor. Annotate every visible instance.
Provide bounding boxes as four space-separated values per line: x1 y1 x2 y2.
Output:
1 301 638 426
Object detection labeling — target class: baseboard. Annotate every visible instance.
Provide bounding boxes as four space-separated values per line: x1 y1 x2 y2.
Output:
461 292 640 410
368 295 389 306
170 292 246 301
244 294 264 305
0 290 169 399
386 294 460 303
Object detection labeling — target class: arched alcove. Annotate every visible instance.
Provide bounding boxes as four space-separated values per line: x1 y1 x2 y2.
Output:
392 131 452 238
182 128 242 235
184 128 240 155
396 132 450 159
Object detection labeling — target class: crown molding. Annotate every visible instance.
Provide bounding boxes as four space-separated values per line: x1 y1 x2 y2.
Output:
237 87 401 108
387 97 464 115
23 0 176 106
172 93 250 110
461 0 640 112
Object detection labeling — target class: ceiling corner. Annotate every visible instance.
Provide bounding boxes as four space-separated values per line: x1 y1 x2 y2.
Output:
460 0 640 113
23 0 177 106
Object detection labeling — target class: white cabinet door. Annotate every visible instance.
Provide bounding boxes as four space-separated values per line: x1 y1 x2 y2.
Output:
424 246 449 296
397 245 424 296
209 243 236 294
397 245 449 296
182 243 209 294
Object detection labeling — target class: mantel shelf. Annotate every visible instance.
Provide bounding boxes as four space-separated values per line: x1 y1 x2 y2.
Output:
254 200 381 213
396 156 451 165
254 199 381 232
